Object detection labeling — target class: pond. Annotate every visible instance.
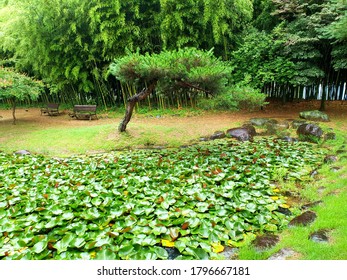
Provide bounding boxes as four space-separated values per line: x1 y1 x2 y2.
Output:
0 138 326 260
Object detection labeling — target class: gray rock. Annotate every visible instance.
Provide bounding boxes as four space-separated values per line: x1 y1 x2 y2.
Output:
270 123 290 134
280 136 298 143
324 132 336 140
324 155 338 163
310 169 318 177
297 123 323 142
309 229 330 243
221 246 238 260
291 120 307 129
331 166 341 172
242 124 257 136
14 150 31 155
226 127 255 141
299 110 330 122
301 200 323 210
164 247 181 260
210 131 226 140
199 137 210 142
250 118 277 126
268 248 297 260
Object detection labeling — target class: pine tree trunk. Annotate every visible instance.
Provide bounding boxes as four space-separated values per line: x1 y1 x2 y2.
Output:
118 81 157 132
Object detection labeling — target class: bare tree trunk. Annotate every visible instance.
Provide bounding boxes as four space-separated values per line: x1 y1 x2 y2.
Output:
320 80 326 111
118 81 157 132
11 99 16 125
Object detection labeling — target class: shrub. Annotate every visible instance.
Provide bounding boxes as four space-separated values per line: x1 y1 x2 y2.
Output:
198 85 267 111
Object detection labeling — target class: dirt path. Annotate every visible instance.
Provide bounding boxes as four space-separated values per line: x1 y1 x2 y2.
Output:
1 100 346 129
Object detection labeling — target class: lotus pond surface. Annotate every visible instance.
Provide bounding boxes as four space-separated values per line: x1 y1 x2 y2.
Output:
0 138 326 260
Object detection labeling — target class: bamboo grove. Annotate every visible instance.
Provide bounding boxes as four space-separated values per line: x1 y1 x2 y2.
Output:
0 0 346 110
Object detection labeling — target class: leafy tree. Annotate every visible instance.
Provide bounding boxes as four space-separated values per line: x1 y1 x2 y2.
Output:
159 0 254 58
231 27 297 91
0 67 43 124
0 0 145 105
271 0 346 109
109 48 265 132
252 0 279 31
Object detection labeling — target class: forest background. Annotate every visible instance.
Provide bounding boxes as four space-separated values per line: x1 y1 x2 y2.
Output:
0 0 346 111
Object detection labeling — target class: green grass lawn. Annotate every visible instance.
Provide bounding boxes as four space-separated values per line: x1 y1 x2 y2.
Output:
237 132 347 260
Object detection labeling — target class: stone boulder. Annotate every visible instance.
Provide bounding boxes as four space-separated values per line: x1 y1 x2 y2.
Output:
299 110 330 122
226 126 256 141
210 131 226 140
242 124 257 136
249 118 277 127
297 123 323 142
266 121 290 135
291 120 307 129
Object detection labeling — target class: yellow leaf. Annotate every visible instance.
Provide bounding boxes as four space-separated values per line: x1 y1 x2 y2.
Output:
280 203 290 209
161 239 175 248
123 191 128 196
273 188 280 193
211 243 224 253
90 252 96 259
18 247 28 253
270 196 279 201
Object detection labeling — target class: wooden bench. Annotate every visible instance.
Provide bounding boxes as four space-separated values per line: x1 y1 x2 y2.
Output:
69 105 98 120
41 103 60 116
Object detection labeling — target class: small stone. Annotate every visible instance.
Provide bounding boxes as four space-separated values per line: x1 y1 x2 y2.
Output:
210 131 226 140
276 206 292 216
289 211 317 227
301 201 323 210
280 136 298 143
164 247 181 260
324 132 336 140
324 155 338 163
310 170 318 177
309 229 330 243
253 234 279 250
331 166 341 172
317 186 326 195
14 150 31 155
268 248 298 260
221 246 238 260
199 137 210 142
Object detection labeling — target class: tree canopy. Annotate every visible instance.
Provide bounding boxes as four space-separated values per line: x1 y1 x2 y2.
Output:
0 0 346 112
0 67 43 123
109 48 265 132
